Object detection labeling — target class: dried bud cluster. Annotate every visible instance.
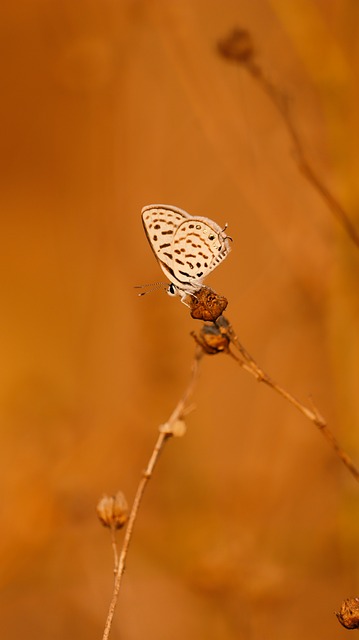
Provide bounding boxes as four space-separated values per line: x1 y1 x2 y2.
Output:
189 287 228 322
192 315 231 355
336 598 359 629
96 491 128 530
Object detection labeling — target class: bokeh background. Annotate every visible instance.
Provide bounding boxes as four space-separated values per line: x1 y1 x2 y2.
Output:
1 1 359 638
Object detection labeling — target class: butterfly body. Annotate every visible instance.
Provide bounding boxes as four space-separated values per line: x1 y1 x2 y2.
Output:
141 204 231 302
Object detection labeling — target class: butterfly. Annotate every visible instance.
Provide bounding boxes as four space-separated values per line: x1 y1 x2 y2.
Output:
140 204 232 302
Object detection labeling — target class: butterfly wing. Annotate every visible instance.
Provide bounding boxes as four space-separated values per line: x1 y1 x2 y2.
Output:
170 217 231 286
141 204 192 288
141 205 231 294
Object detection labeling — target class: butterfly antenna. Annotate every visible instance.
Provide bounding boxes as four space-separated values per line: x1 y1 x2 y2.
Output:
221 223 233 242
134 282 168 297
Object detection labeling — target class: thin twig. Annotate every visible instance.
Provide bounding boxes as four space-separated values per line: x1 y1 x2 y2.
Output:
217 28 359 249
102 347 203 640
193 316 359 483
224 320 359 483
110 528 119 573
255 65 359 248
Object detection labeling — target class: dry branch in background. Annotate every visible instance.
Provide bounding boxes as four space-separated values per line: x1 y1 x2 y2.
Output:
217 28 359 249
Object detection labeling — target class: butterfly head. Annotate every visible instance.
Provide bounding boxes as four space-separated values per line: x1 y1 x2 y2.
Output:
201 221 232 255
167 283 177 297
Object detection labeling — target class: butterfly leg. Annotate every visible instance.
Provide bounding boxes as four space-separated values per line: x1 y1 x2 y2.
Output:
180 291 200 308
180 293 191 308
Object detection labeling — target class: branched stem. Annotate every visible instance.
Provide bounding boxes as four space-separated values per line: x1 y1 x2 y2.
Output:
102 347 203 640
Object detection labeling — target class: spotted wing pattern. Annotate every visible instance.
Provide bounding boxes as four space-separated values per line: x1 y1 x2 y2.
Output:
141 204 231 296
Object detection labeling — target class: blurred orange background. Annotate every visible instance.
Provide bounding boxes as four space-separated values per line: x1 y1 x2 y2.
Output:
1 1 359 638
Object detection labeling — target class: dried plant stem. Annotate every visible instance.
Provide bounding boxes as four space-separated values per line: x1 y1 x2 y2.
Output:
102 347 203 640
254 65 359 248
226 322 359 483
110 528 119 572
218 29 359 249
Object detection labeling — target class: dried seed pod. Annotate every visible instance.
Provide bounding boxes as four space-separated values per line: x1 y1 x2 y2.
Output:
160 419 187 437
336 597 359 629
96 491 128 530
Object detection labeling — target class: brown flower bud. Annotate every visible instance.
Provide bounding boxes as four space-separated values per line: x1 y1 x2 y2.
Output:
96 491 128 530
217 28 255 64
192 315 231 355
189 287 228 322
